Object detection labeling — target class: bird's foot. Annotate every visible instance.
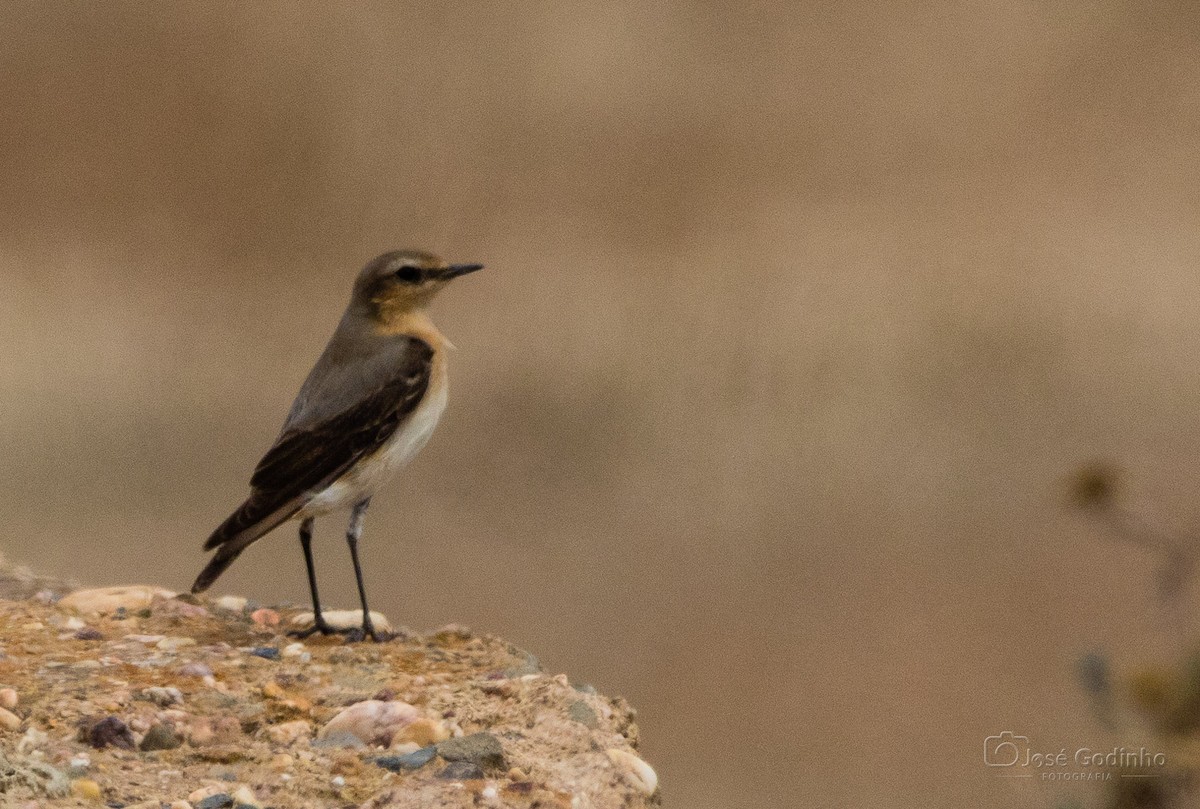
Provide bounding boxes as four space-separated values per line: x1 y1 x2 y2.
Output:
345 620 395 643
287 618 394 643
287 616 341 639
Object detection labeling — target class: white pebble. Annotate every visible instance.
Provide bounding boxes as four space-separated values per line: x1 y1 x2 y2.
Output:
606 749 658 796
231 785 260 807
64 616 86 630
213 595 248 612
290 609 392 632
331 775 346 788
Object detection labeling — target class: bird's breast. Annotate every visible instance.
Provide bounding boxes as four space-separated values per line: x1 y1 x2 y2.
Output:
299 352 449 517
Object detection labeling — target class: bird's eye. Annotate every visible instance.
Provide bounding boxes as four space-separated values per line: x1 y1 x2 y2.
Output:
394 266 422 283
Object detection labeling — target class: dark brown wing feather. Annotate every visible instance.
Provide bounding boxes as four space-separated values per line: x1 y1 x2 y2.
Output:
191 339 433 593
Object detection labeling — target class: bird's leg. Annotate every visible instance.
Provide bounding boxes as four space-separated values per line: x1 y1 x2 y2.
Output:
289 518 338 639
344 498 389 642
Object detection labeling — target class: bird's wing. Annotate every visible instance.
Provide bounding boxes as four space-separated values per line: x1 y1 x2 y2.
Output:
201 337 434 553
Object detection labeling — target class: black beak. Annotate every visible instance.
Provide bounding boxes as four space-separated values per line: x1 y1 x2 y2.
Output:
443 263 484 278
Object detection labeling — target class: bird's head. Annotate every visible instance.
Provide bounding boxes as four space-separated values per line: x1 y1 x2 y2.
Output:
353 249 484 324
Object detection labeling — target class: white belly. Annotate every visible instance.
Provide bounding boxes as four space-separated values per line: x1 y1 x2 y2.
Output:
297 381 448 517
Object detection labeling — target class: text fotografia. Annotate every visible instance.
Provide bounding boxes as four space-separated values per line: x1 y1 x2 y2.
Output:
984 732 1165 779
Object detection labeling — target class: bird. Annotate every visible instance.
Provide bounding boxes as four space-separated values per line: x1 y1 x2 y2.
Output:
190 250 483 641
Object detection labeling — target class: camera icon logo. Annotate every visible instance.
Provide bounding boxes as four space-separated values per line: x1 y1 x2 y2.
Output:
984 732 1029 767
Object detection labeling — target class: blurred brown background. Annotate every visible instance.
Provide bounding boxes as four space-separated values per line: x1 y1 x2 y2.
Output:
3 2 1200 807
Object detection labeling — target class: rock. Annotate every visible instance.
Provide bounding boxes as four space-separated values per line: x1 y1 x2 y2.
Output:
0 751 70 797
375 745 438 772
263 720 312 746
249 608 279 626
0 687 16 709
311 729 365 749
606 749 658 796
195 795 234 809
431 623 472 640
568 700 599 728
436 732 506 772
139 686 183 706
318 699 420 747
139 723 182 751
212 595 247 613
82 716 136 750
249 647 279 660
181 715 242 747
59 586 173 615
290 609 392 633
178 662 212 678
156 636 197 652
73 628 104 641
269 753 293 772
71 778 102 801
393 717 450 748
230 785 260 807
437 761 484 780
0 706 21 730
280 642 307 659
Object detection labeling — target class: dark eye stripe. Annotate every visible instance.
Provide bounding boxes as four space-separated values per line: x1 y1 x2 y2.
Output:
394 266 422 283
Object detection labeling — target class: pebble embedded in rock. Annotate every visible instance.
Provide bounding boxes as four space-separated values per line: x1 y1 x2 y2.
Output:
178 662 212 678
73 628 104 641
71 778 102 801
568 700 599 728
437 761 484 780
249 647 279 660
290 609 392 633
386 716 449 748
83 716 136 750
436 732 506 772
375 745 438 772
195 795 234 809
318 699 420 747
139 723 182 751
156 636 196 652
59 586 174 615
606 749 658 796
212 595 248 613
280 642 307 659
311 729 366 749
263 719 312 746
0 750 70 797
139 686 183 706
0 687 16 709
230 785 260 807
249 608 279 626
0 706 21 730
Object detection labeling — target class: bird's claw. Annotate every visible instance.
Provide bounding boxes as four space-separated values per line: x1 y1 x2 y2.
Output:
288 619 394 643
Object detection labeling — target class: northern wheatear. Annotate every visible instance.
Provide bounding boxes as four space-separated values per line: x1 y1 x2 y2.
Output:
191 250 483 641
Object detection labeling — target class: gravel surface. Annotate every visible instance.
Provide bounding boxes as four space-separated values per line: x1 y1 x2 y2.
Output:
0 563 658 808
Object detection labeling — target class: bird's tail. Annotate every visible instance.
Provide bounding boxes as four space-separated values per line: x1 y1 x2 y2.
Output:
191 496 301 593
